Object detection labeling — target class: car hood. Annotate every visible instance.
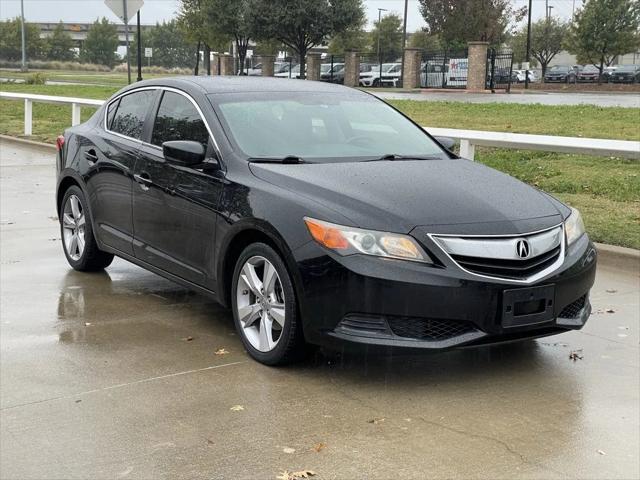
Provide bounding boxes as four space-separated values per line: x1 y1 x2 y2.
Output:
250 159 565 235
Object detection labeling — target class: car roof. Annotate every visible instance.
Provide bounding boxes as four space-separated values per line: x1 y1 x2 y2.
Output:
118 75 360 96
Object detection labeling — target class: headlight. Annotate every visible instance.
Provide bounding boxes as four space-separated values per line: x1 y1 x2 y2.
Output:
564 207 586 245
304 217 432 263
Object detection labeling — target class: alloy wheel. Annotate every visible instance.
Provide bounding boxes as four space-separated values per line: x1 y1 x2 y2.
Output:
235 255 286 352
62 194 86 261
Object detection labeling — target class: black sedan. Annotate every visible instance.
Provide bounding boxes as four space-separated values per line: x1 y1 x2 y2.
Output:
609 65 640 83
55 77 596 365
544 65 577 83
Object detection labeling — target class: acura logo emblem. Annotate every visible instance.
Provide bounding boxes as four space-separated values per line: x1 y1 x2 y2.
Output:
516 239 531 259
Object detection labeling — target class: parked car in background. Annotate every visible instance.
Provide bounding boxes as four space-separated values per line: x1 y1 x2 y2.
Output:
320 63 345 83
246 63 263 76
359 63 400 87
488 67 512 85
512 69 537 83
603 65 617 82
544 65 577 83
609 65 640 83
56 77 597 365
379 63 402 87
275 63 300 79
577 65 601 83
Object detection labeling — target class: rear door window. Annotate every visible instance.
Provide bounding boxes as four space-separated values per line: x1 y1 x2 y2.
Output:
150 91 210 148
108 90 156 140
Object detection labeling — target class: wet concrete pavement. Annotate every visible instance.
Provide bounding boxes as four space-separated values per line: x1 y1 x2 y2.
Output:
373 90 640 108
1 139 639 479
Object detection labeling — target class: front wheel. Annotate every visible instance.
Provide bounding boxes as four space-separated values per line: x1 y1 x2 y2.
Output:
231 243 304 365
60 185 114 271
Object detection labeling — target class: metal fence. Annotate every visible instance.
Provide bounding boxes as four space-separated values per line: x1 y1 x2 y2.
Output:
321 55 345 84
420 50 469 89
486 49 514 92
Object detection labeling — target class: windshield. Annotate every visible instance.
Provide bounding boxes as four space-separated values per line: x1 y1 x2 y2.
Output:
582 65 599 72
616 65 637 72
549 66 570 72
210 92 446 163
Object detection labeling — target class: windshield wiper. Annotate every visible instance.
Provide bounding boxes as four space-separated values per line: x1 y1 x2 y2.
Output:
363 153 443 162
249 155 306 164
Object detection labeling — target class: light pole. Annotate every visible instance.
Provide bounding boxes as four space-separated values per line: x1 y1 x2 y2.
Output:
547 5 554 19
525 0 532 89
20 0 27 72
400 0 409 88
376 8 387 86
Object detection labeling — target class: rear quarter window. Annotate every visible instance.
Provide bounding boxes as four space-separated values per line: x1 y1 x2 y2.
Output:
108 90 156 140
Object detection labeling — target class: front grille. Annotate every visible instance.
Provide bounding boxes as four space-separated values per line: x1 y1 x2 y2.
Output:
559 295 587 319
387 317 476 341
451 245 561 280
339 315 389 334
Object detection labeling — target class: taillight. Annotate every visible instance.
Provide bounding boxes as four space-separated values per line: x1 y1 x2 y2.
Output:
56 135 65 152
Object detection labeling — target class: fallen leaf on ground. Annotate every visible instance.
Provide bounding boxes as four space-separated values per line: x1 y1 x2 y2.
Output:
597 449 606 455
230 405 245 411
605 308 616 313
312 442 326 452
367 417 385 424
206 438 214 445
84 322 92 326
215 348 229 355
282 447 296 454
569 350 583 361
182 336 194 342
606 289 617 293
277 470 317 480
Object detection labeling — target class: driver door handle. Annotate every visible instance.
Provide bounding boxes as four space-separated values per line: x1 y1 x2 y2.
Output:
134 173 152 191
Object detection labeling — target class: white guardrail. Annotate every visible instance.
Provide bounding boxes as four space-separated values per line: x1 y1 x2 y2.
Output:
1 91 639 160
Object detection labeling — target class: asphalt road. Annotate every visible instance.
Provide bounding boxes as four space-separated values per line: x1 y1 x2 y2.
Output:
374 90 640 108
1 139 639 480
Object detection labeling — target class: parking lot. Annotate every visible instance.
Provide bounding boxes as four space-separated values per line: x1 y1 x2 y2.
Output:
1 138 639 479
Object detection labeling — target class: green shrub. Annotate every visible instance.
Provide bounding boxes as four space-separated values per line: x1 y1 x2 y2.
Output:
24 72 47 84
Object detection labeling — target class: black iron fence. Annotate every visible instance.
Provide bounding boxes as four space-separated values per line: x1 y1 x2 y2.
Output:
320 55 346 83
420 50 469 89
486 49 514 92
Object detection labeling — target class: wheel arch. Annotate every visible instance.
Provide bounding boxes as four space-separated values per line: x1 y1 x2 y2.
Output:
56 172 84 216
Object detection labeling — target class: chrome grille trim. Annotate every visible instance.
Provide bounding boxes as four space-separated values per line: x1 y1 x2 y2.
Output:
429 224 565 284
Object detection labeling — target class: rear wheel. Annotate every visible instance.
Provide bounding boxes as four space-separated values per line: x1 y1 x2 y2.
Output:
231 243 304 365
60 185 114 271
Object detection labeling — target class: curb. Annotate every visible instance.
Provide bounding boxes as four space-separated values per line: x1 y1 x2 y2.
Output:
1 135 639 264
0 134 55 150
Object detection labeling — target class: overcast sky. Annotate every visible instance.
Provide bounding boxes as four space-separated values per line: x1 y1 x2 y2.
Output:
1 0 574 31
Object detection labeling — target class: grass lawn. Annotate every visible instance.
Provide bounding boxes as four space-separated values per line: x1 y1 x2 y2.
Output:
1 83 638 249
0 68 176 86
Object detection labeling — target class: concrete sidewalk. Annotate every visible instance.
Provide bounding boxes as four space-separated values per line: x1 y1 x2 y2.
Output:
1 139 639 479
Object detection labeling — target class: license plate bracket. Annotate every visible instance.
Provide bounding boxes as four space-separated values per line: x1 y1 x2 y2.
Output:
502 285 555 328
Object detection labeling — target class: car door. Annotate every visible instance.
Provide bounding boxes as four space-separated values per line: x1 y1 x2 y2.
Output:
132 89 223 290
84 88 157 256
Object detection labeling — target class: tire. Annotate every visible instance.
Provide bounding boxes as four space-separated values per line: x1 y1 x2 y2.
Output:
231 242 304 365
60 185 114 271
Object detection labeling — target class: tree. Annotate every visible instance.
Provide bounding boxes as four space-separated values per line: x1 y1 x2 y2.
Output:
566 0 640 84
328 28 368 54
201 0 252 74
249 0 365 78
0 18 44 62
81 18 119 68
510 18 568 77
408 30 442 52
131 20 194 68
418 0 526 49
45 21 76 61
370 13 403 62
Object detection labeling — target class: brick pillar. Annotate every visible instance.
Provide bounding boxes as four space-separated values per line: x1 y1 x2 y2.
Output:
306 53 321 81
402 48 422 89
257 55 275 76
211 53 220 75
220 54 234 76
467 41 489 91
343 50 360 87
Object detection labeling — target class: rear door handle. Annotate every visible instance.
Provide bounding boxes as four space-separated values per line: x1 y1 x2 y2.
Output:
84 150 98 165
133 173 152 191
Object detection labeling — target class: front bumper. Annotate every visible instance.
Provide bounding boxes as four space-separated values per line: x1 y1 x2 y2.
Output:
293 233 596 350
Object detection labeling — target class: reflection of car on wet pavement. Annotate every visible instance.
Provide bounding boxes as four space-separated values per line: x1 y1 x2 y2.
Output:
55 76 596 366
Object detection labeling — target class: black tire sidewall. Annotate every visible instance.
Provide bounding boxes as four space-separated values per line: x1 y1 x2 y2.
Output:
231 243 301 365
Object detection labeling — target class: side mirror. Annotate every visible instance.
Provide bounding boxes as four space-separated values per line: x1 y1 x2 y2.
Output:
162 140 206 167
434 136 456 151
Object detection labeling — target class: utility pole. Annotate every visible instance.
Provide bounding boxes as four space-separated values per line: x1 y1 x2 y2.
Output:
400 0 409 88
377 8 387 85
547 5 554 19
123 0 132 84
545 0 549 19
136 10 142 81
20 0 27 72
525 0 533 89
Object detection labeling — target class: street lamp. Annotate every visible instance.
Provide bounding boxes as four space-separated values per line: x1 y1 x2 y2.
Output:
400 0 409 88
525 0 532 89
20 0 27 72
377 8 387 86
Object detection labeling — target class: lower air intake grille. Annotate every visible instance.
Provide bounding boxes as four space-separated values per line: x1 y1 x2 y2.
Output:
387 317 476 341
559 295 587 319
